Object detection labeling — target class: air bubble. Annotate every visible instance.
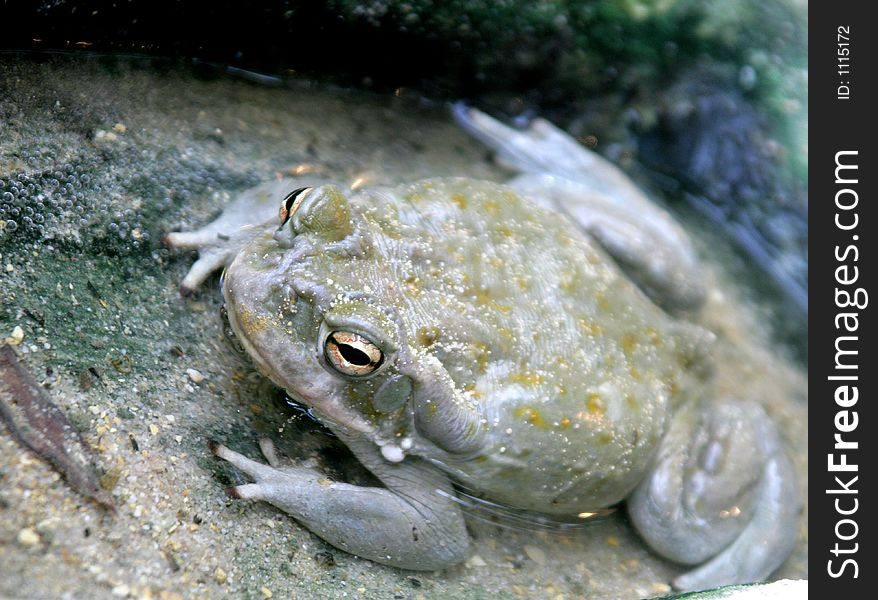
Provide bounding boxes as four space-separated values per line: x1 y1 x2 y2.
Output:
5 219 17 231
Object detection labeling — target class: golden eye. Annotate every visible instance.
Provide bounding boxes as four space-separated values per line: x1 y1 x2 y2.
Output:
324 331 384 377
278 187 313 226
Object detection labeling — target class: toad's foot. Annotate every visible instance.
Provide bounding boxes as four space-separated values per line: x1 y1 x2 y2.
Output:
208 435 469 570
164 179 323 293
627 400 800 591
453 103 706 312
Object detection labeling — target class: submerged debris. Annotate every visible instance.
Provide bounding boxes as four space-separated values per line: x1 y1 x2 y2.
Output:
313 550 336 568
0 345 115 510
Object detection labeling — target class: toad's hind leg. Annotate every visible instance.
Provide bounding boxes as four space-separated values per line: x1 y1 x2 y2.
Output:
627 399 800 591
209 433 469 570
453 103 705 312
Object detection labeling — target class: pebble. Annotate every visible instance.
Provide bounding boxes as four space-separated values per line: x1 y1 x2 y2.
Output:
260 587 273 599
186 368 205 384
651 582 672 595
465 554 487 568
214 567 228 584
94 130 118 142
111 584 130 597
523 544 547 565
7 325 24 346
17 527 41 547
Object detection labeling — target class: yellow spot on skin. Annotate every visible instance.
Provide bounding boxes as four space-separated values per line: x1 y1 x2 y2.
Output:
645 326 663 347
597 432 613 445
557 232 574 247
404 275 422 296
468 389 484 401
451 193 468 209
607 536 620 547
586 393 605 417
498 328 515 342
577 318 603 336
626 394 638 410
510 372 545 386
496 225 514 238
484 199 500 213
559 417 571 430
473 342 491 374
418 326 441 347
515 406 547 428
628 367 641 380
236 306 270 336
620 333 637 355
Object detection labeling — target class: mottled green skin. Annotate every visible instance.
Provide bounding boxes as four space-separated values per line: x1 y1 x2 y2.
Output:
223 177 705 513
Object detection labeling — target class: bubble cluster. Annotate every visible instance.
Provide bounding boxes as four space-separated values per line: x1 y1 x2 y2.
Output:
0 145 258 262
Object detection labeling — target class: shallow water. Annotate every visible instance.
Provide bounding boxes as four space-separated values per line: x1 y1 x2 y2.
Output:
0 57 806 599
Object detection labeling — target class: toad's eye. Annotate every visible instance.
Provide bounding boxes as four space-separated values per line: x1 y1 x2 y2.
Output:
278 187 313 226
324 331 384 377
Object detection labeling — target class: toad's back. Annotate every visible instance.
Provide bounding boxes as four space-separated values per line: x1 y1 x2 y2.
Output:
353 177 702 511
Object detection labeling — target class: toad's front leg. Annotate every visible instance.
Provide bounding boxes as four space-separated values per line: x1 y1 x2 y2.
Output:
209 436 470 570
164 179 324 293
